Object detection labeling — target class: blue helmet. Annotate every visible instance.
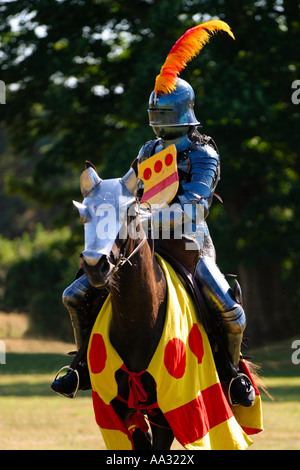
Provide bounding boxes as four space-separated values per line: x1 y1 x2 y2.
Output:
148 78 200 138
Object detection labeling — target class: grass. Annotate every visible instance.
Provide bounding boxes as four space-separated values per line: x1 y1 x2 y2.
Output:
245 339 300 450
0 313 104 450
0 313 300 450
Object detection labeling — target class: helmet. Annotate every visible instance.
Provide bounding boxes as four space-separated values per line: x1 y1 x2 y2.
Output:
147 20 234 138
148 78 200 133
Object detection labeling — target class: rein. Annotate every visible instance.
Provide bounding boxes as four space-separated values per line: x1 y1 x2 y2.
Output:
112 201 154 274
114 233 147 271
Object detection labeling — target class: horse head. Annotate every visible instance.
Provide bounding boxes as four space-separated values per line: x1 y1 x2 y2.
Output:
73 161 139 288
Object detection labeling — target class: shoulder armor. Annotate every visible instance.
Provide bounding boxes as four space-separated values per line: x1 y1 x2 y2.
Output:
137 139 159 163
177 136 221 211
189 130 220 155
187 142 219 166
188 143 219 175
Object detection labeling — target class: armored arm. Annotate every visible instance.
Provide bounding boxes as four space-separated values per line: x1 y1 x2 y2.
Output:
176 141 220 218
158 140 220 232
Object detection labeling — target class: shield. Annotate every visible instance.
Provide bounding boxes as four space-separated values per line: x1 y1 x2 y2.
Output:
138 144 179 206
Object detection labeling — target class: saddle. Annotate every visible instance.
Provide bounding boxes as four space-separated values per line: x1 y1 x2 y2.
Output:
155 238 240 386
155 236 215 336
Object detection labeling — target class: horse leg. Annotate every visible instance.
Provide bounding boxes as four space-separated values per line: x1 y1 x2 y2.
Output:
132 428 152 450
150 411 174 450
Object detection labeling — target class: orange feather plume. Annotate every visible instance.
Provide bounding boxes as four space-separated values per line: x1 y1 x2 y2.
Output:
154 20 235 95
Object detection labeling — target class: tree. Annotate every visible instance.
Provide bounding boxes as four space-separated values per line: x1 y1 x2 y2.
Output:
0 0 299 343
0 0 188 209
186 0 300 342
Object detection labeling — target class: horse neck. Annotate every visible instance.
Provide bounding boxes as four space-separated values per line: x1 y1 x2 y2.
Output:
110 230 165 329
109 217 167 370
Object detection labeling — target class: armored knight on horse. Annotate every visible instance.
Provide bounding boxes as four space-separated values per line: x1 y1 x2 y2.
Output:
51 20 255 408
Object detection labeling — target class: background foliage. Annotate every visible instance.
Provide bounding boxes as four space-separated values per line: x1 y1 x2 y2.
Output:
0 0 299 343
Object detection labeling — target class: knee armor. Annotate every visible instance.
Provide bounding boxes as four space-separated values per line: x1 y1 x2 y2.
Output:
62 274 100 350
195 256 246 367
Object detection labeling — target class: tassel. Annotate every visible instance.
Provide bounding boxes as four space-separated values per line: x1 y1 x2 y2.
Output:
154 20 235 95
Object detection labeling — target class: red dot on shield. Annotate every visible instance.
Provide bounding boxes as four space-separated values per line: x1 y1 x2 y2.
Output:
143 168 152 180
165 153 173 166
154 160 163 173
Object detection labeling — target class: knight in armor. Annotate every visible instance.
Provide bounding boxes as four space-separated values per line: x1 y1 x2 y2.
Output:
51 20 255 407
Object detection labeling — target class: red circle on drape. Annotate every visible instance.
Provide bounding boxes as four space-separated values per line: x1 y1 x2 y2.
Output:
164 338 186 378
89 333 107 374
188 324 204 364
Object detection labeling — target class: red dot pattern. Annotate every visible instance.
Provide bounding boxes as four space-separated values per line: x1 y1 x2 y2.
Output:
154 160 163 173
165 153 173 166
89 333 107 374
143 168 152 180
143 153 175 182
188 324 204 364
164 325 204 378
164 338 186 379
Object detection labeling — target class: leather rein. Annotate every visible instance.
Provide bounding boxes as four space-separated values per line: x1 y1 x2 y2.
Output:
112 200 154 274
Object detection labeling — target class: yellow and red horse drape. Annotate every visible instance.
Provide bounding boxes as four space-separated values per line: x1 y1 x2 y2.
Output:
87 254 263 450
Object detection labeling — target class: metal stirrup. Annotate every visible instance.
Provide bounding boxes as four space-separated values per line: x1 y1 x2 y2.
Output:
53 365 80 399
227 373 253 406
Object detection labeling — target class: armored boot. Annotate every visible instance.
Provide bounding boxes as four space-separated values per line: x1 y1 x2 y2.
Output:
51 272 107 398
195 256 255 407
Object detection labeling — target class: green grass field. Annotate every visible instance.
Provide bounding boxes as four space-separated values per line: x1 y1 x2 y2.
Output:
0 314 299 450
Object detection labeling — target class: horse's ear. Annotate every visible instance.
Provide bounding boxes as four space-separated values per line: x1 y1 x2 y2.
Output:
122 167 138 195
85 160 97 171
80 164 102 197
73 200 91 223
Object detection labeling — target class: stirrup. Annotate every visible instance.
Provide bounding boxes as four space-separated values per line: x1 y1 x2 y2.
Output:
52 365 80 399
227 373 255 407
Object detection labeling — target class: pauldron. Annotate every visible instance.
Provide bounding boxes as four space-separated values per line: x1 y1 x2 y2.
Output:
176 138 220 214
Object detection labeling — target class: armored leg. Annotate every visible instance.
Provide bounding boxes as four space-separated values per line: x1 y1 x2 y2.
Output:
195 256 245 367
195 256 255 406
62 273 101 351
51 273 107 397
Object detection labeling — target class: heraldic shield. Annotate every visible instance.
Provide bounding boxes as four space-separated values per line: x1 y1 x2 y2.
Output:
138 144 179 206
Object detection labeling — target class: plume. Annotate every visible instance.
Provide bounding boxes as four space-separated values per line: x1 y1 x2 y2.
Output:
154 20 235 95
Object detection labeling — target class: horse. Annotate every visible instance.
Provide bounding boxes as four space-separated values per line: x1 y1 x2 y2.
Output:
73 161 262 450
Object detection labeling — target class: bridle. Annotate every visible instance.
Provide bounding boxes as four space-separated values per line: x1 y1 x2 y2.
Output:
113 232 148 272
111 200 154 276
